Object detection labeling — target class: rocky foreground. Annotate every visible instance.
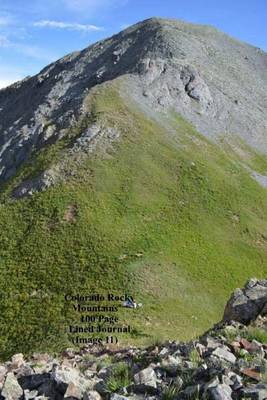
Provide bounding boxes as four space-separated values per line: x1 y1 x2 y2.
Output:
1 279 267 400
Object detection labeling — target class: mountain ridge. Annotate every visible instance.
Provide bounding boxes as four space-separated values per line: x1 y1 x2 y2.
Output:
0 17 266 187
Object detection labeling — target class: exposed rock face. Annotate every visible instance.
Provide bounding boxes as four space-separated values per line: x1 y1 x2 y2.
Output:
10 122 120 198
223 278 267 324
12 169 61 198
138 59 214 113
0 18 266 189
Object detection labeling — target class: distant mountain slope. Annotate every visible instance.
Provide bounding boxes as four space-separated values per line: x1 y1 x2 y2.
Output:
0 18 267 359
0 17 266 186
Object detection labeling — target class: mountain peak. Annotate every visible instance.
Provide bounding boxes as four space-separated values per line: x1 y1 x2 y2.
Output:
0 17 266 186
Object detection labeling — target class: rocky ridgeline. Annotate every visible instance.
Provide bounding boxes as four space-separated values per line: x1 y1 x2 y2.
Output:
1 279 267 400
0 18 266 193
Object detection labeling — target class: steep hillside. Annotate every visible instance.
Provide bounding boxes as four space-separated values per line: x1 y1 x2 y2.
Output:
0 18 267 360
1 81 267 359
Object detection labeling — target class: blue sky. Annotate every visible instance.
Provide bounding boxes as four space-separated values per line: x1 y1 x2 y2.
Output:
0 0 266 88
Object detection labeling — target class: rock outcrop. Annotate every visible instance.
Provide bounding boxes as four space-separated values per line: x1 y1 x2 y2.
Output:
223 279 267 324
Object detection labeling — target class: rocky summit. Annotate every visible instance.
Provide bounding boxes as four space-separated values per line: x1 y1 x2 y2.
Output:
0 17 266 190
1 280 267 400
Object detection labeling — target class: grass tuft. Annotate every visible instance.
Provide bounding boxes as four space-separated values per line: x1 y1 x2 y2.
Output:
105 362 131 392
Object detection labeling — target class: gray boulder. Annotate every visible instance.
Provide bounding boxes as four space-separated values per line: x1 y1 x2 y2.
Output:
212 347 236 364
223 279 267 324
53 366 89 397
161 355 181 375
209 384 232 400
133 367 157 394
1 373 23 400
134 367 157 388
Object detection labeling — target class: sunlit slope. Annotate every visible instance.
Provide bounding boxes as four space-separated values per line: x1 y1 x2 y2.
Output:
0 84 267 359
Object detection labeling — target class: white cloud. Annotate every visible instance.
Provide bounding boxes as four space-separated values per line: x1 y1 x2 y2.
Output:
34 19 103 32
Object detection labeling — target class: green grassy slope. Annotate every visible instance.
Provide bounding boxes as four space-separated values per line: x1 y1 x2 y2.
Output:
0 83 267 360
